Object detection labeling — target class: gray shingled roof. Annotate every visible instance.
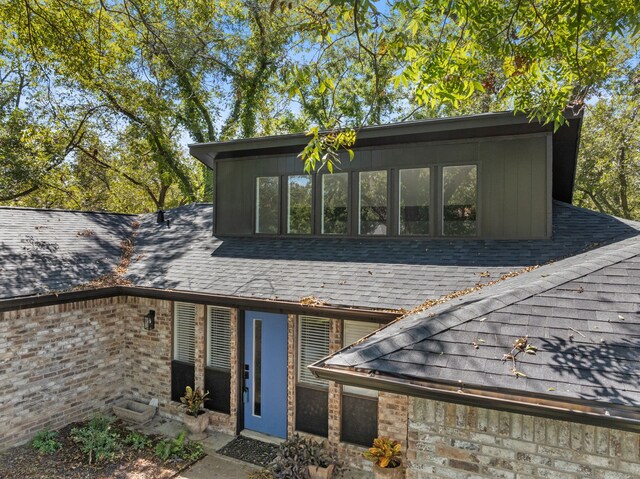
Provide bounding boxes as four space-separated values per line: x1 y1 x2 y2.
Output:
0 207 134 299
1 202 639 317
125 201 639 311
322 234 640 408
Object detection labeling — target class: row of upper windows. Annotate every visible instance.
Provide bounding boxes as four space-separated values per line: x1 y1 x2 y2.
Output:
255 165 478 237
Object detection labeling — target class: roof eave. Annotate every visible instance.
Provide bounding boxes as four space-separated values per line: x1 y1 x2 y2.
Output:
309 363 640 433
189 147 218 169
188 110 566 167
0 286 400 322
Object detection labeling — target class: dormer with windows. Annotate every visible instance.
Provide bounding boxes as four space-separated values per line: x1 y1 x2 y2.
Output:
190 111 581 240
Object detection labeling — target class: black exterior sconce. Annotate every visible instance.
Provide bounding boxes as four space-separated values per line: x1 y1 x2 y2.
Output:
144 310 156 330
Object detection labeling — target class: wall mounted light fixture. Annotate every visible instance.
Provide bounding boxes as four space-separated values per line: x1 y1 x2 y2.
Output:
144 310 156 330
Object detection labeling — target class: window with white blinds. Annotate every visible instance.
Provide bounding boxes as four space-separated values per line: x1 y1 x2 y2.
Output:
298 316 330 388
174 302 196 364
207 306 231 370
343 320 380 397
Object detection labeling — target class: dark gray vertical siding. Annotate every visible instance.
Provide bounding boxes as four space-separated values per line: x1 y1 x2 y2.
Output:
481 141 505 237
215 134 551 238
216 159 248 234
479 135 549 239
530 138 548 238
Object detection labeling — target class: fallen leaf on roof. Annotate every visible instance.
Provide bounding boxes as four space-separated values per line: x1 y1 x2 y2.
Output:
299 295 327 307
76 229 95 237
399 265 539 319
70 220 140 291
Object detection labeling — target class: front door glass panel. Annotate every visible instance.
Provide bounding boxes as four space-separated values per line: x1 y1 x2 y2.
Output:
253 319 262 417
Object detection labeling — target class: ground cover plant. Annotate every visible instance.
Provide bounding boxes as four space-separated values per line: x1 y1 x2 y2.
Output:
154 431 204 463
30 430 62 454
0 416 205 479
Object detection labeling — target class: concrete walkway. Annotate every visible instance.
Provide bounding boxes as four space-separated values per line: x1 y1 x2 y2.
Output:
132 415 370 479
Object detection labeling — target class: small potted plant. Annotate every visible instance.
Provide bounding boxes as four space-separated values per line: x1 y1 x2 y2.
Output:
180 386 209 440
307 440 337 479
270 434 341 479
363 437 404 479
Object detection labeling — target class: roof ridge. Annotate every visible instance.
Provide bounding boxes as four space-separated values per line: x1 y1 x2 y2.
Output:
327 235 640 368
0 206 135 216
136 202 213 219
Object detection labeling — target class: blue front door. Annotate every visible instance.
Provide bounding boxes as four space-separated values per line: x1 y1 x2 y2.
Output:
244 311 288 438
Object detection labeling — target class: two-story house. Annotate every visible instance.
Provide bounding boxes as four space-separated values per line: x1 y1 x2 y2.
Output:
1 110 639 477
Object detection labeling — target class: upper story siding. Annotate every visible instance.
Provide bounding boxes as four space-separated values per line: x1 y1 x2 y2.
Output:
214 133 552 239
189 111 582 241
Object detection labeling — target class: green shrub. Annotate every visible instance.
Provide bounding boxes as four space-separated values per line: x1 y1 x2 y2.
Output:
124 431 152 450
30 430 61 454
154 431 204 463
70 416 122 464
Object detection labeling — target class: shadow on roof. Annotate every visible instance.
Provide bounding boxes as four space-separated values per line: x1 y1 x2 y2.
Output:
0 209 134 298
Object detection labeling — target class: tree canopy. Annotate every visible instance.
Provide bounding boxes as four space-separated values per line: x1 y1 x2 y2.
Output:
574 71 640 219
0 0 639 217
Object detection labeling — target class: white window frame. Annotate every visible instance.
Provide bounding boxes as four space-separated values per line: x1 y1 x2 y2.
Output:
321 172 349 235
358 170 389 236
297 316 331 388
398 167 431 236
174 302 196 364
441 164 478 237
206 306 232 371
287 174 313 234
343 320 380 397
255 176 280 234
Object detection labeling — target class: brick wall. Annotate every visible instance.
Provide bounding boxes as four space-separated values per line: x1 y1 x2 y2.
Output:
121 297 173 407
0 298 127 447
0 297 239 449
194 304 206 394
408 397 640 479
291 317 410 472
215 307 238 433
379 392 409 449
155 303 236 434
324 318 374 470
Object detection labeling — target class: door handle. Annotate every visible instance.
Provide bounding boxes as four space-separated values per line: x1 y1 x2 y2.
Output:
243 387 249 403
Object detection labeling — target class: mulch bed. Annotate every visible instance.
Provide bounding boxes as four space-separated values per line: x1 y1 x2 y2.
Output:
217 435 279 467
0 420 203 479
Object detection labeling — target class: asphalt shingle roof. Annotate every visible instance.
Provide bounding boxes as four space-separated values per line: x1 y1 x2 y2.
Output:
125 201 640 311
0 207 134 299
323 235 640 408
2 202 639 313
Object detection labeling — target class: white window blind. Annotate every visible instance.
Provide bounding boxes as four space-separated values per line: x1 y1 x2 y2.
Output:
174 302 196 364
343 320 380 397
207 306 231 370
298 316 330 388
